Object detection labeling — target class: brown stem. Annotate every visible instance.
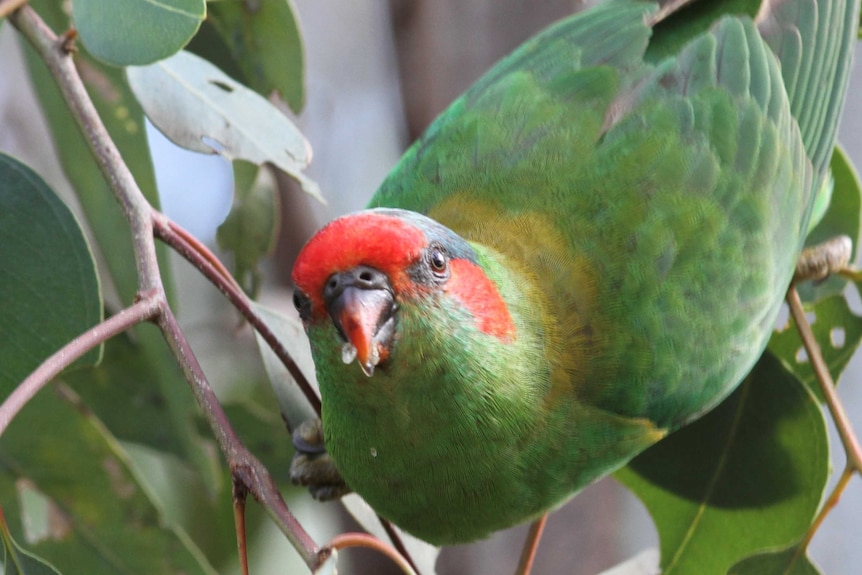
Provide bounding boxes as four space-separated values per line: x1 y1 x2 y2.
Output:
153 214 322 417
800 465 855 550
326 532 418 575
0 296 160 436
787 286 862 471
157 307 320 564
514 514 547 575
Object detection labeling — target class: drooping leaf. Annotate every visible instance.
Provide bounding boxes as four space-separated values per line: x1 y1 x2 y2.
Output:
207 0 305 113
0 153 102 397
250 302 318 431
126 50 321 200
216 161 280 296
769 293 862 401
73 0 205 66
728 542 822 575
0 385 218 574
0 505 62 575
615 353 828 575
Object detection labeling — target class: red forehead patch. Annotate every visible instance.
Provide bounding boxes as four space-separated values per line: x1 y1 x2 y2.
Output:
292 212 427 315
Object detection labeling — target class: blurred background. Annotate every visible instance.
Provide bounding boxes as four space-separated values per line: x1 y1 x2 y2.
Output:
2 1 861 573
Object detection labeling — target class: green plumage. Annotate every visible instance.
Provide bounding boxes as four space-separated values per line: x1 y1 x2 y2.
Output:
294 0 859 544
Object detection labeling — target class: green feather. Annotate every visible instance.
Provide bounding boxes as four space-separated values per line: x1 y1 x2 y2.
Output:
301 0 859 544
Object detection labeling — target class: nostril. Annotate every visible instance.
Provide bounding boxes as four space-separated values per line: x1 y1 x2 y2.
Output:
327 278 338 290
359 271 373 283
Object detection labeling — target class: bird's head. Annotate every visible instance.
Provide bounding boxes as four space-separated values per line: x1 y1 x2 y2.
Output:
291 208 516 377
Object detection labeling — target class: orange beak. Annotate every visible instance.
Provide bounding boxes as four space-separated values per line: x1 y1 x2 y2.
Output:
328 284 395 376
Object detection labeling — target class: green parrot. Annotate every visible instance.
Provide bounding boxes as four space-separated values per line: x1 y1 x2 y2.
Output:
290 0 859 545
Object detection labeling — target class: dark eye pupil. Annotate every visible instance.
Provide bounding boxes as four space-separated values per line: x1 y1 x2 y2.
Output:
430 250 446 271
292 291 302 311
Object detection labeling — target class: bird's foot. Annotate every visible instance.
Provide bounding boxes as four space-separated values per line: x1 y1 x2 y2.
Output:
794 235 853 284
290 418 351 501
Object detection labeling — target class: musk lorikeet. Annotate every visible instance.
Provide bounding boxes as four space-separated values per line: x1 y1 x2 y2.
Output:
290 0 859 545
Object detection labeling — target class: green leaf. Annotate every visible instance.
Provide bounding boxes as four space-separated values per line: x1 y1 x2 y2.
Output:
0 385 218 574
728 542 822 575
769 294 862 401
207 0 305 113
0 506 61 575
73 0 206 66
0 154 102 397
250 302 318 430
62 331 191 457
615 353 828 575
798 144 862 303
216 161 280 296
127 50 321 200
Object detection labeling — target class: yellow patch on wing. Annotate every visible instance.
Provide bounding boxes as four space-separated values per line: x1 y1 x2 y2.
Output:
428 194 603 406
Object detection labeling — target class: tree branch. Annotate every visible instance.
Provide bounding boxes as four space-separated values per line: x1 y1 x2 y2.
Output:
9 5 327 570
0 295 160 436
787 286 862 471
153 214 322 418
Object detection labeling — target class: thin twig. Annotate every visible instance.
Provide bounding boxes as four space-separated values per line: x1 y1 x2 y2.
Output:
0 0 29 20
10 5 326 570
0 295 160 435
514 514 548 575
157 308 320 565
787 286 862 471
799 465 855 550
327 532 418 575
153 214 322 417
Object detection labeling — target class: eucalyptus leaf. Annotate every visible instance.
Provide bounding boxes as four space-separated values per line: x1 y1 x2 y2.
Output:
769 294 862 401
127 50 321 200
250 302 318 431
73 0 205 66
0 506 62 575
216 161 279 296
728 542 822 575
0 386 217 574
0 153 102 397
615 353 828 575
207 0 306 112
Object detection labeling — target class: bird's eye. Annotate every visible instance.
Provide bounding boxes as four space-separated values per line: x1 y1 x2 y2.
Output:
428 248 448 275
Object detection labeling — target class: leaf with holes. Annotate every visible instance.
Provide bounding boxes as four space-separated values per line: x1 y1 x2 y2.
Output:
769 294 862 401
73 0 205 66
126 50 321 200
615 353 828 575
728 542 822 575
207 0 305 113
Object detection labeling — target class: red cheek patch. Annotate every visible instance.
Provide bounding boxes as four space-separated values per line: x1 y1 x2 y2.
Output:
445 259 515 342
